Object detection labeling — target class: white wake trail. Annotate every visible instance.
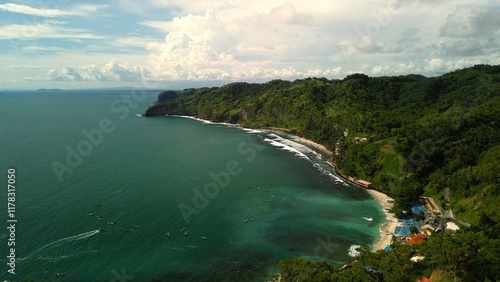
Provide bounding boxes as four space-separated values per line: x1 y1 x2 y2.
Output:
27 229 100 258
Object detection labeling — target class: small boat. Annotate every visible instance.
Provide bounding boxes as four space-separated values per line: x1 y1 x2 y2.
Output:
183 231 188 236
107 221 117 225
166 232 171 237
201 236 207 240
180 227 186 232
362 217 373 222
251 218 256 222
244 219 249 223
98 228 104 232
89 213 94 216
96 216 102 220
55 272 66 276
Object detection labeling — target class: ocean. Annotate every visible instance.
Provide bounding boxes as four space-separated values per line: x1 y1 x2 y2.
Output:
0 90 384 281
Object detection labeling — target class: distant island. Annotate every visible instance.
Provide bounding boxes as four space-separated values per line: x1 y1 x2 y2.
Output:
35 87 165 91
144 65 500 281
37 88 62 91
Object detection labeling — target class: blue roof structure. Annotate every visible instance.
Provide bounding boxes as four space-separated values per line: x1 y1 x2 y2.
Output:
411 204 428 215
398 218 423 227
393 217 423 236
394 226 411 236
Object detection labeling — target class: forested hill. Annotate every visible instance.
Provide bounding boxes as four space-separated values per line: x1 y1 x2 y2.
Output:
145 65 500 280
145 64 499 225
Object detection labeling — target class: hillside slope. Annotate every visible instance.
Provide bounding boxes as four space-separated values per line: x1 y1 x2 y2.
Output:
145 65 499 225
145 65 500 281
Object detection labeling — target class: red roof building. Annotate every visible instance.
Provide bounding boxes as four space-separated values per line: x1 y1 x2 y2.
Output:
355 179 371 188
405 233 427 245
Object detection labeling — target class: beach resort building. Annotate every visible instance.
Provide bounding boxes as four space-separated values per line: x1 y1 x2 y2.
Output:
355 179 371 189
445 221 460 234
404 233 427 245
423 197 441 215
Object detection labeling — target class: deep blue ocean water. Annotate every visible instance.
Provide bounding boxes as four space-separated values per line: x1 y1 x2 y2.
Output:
0 90 384 281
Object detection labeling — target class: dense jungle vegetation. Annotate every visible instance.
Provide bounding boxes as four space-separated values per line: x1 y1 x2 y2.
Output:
145 65 499 281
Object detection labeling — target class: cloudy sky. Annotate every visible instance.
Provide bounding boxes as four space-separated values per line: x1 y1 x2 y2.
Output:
1 0 499 89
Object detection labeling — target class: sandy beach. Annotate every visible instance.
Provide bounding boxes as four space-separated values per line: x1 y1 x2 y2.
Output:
264 128 334 157
365 189 398 251
290 135 333 157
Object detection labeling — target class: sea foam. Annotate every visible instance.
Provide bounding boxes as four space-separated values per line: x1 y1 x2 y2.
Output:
263 138 311 161
348 244 362 257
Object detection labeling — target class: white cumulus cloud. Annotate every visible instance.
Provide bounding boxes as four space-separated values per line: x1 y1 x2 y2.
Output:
11 0 500 89
0 3 108 17
142 2 350 81
26 59 151 82
0 22 103 39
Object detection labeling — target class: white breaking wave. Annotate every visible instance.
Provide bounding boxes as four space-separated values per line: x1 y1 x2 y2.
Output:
264 138 311 161
277 136 323 160
174 115 242 129
175 115 214 124
242 128 264 134
264 134 321 161
263 134 350 185
313 163 347 184
290 139 323 160
348 244 362 257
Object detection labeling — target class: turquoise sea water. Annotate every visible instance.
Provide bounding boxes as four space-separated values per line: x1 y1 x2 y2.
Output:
0 90 384 281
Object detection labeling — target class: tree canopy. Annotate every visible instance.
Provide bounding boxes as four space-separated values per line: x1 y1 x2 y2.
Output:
145 65 500 281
